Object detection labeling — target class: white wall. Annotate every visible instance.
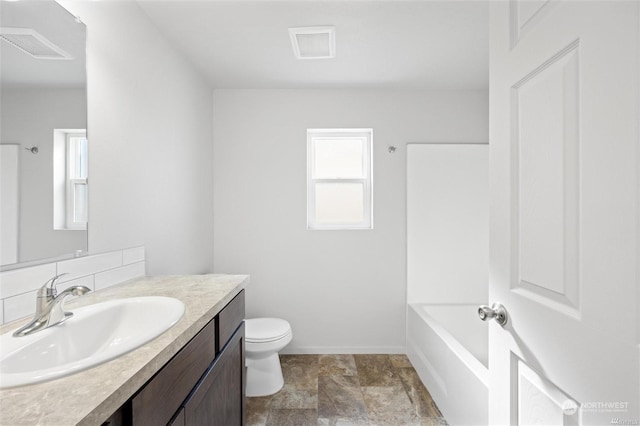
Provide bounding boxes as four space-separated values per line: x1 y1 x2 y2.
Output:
0 89 87 263
213 89 488 353
60 1 214 274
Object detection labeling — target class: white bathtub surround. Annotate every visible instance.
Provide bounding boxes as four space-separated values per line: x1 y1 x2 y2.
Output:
0 246 145 324
406 143 489 305
407 303 488 426
405 144 490 425
0 145 18 265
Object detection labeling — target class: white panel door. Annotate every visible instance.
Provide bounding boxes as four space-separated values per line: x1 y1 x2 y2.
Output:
489 1 639 425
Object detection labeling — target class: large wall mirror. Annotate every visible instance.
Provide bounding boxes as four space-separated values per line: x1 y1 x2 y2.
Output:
1 0 87 270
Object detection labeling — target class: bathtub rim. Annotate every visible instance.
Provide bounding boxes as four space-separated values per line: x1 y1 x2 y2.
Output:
407 302 489 386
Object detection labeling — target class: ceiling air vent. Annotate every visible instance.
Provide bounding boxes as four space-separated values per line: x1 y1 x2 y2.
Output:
0 28 73 60
288 26 335 60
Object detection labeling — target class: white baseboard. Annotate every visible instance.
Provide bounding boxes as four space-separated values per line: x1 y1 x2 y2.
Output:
281 345 406 355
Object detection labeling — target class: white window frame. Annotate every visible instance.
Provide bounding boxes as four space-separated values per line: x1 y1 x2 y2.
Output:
307 128 373 230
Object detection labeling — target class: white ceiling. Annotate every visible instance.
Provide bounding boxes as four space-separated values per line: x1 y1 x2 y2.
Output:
137 1 489 90
0 1 86 89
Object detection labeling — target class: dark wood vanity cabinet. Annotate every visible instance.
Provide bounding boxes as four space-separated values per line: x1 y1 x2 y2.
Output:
178 323 245 425
105 291 245 426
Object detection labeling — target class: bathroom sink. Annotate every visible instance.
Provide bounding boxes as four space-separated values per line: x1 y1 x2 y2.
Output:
0 296 185 389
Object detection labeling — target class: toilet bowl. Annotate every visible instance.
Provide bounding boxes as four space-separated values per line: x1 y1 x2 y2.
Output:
245 318 292 397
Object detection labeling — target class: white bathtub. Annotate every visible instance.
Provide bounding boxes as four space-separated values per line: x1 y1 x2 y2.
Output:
407 303 488 426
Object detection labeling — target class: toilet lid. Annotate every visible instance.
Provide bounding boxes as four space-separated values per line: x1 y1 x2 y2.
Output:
245 318 291 343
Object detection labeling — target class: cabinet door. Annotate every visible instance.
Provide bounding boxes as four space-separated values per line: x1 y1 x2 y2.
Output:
132 319 217 426
101 404 128 426
184 323 245 426
168 408 185 426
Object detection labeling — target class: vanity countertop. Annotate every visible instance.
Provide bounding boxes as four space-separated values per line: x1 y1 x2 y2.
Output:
0 274 249 426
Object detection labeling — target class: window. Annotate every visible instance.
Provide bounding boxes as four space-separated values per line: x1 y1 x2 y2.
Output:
53 129 87 230
307 129 373 230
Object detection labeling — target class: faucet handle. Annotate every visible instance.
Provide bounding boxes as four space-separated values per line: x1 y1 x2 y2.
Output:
38 273 69 298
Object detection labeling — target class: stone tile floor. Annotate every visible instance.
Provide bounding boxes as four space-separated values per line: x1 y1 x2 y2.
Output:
246 354 448 426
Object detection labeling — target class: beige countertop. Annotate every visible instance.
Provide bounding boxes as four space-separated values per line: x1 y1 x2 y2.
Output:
0 274 249 426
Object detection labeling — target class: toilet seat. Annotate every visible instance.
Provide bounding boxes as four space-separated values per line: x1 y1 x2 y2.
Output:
245 318 291 343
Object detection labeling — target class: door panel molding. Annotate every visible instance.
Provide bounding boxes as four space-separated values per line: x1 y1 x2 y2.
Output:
510 40 581 317
515 356 580 426
510 0 555 48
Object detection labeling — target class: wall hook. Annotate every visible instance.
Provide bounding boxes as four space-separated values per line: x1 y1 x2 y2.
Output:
25 146 39 154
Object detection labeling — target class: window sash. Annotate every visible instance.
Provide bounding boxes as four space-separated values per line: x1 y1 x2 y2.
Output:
311 136 367 179
307 129 373 230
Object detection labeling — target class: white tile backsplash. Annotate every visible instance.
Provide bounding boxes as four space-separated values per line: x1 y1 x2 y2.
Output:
94 262 145 291
0 247 145 325
60 275 95 292
4 290 38 324
0 263 57 299
57 251 123 282
123 246 145 265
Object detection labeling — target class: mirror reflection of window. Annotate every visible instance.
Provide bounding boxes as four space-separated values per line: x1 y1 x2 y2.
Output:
53 129 87 230
67 132 88 227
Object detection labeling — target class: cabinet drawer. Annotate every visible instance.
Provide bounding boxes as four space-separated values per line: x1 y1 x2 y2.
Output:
217 291 244 352
132 318 216 426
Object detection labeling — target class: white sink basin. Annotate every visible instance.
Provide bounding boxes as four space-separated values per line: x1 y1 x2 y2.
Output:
0 296 185 389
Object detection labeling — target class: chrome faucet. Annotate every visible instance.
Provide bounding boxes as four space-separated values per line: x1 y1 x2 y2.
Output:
13 273 91 337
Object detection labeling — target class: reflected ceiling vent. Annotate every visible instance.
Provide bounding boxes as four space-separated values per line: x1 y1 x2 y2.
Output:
288 26 335 60
0 28 73 60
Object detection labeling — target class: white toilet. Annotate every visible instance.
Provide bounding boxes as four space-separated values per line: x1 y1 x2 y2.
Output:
244 318 292 397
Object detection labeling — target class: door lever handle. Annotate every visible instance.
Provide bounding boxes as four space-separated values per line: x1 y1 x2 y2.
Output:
478 303 508 327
